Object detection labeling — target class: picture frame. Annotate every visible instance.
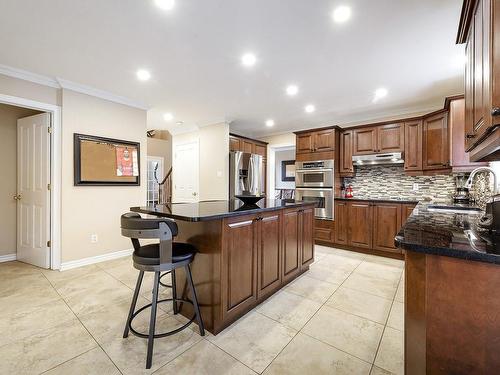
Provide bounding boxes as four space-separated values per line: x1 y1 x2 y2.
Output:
281 160 296 182
74 133 141 186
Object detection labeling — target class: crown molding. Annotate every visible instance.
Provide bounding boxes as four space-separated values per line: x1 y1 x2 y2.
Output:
0 63 149 110
0 64 60 88
57 78 149 110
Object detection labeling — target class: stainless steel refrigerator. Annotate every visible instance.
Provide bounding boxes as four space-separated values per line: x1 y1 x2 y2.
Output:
229 151 264 198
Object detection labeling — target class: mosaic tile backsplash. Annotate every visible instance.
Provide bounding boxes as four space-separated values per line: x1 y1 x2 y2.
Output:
342 165 456 202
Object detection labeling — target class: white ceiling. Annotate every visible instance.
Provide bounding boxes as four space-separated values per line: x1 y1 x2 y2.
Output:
0 0 464 137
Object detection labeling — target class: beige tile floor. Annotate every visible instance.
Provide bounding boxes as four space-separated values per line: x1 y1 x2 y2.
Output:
0 245 404 374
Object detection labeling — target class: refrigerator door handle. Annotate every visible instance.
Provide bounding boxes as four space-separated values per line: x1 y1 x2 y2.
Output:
248 156 254 194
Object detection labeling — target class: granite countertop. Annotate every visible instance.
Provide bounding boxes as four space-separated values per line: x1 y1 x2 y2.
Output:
335 197 420 204
395 201 500 265
131 199 316 222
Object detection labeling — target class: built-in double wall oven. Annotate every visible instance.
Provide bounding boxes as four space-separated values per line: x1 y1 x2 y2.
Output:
295 160 334 220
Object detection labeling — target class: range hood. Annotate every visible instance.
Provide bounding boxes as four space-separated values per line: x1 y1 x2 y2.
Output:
352 152 404 166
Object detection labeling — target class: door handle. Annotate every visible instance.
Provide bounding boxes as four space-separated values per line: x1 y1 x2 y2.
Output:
492 107 500 116
13 194 21 201
192 192 197 196
465 133 476 139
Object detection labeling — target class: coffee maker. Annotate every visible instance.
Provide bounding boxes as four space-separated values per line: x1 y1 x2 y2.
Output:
478 195 500 233
453 175 471 204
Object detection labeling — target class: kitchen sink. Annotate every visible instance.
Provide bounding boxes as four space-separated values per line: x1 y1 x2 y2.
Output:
427 205 483 214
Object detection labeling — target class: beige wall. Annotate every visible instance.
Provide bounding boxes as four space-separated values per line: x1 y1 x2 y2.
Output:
61 89 147 262
259 132 296 148
0 104 41 257
0 74 61 106
172 122 229 202
147 137 172 172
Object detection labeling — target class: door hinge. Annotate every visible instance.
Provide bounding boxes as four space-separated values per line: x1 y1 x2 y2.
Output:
48 126 52 134
47 183 51 191
47 240 51 247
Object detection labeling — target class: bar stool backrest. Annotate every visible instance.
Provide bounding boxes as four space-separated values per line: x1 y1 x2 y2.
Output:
121 212 178 264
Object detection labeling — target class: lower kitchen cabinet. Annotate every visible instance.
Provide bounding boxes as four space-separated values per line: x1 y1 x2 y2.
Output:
257 211 282 299
283 209 301 283
314 218 334 242
402 203 417 226
334 201 349 245
348 201 373 249
315 200 418 256
282 207 314 283
373 203 402 253
222 214 258 321
223 208 315 319
301 207 314 267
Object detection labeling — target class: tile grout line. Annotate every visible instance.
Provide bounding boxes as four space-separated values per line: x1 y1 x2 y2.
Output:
369 272 403 374
259 251 371 374
38 271 125 375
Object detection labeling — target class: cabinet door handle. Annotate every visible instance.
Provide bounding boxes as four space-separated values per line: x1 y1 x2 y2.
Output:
465 133 476 139
492 107 500 116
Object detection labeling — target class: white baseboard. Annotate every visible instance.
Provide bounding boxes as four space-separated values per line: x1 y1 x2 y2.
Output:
0 253 17 263
59 248 133 271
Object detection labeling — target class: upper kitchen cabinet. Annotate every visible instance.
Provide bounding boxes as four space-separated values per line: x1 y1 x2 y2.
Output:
229 136 241 152
457 0 500 161
422 111 450 171
378 123 405 152
241 140 253 154
352 124 404 155
404 120 423 173
295 127 339 161
253 143 267 157
314 129 336 152
339 130 354 176
229 134 267 157
449 96 488 171
352 127 378 155
296 132 315 154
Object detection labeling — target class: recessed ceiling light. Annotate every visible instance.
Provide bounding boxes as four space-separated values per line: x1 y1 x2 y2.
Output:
373 87 388 102
305 104 316 113
136 69 151 81
154 0 175 11
176 121 184 125
241 53 257 67
163 113 174 121
286 85 299 96
332 5 352 23
265 119 275 127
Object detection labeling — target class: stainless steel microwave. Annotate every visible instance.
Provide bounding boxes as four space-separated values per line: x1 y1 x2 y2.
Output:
295 160 334 188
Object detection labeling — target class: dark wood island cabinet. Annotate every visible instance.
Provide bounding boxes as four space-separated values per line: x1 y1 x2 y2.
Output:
131 199 315 334
396 202 500 374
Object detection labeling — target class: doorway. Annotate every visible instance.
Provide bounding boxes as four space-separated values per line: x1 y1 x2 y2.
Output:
267 145 296 200
0 95 62 269
172 140 199 203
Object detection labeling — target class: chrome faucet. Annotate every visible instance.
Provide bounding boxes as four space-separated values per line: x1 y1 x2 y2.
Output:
464 167 499 195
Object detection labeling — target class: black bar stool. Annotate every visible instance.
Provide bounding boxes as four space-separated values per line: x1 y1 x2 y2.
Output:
120 212 205 369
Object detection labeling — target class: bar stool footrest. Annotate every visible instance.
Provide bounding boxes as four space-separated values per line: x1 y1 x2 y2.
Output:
128 297 196 339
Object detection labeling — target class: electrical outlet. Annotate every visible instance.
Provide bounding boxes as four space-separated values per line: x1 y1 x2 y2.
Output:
412 183 419 191
90 234 98 243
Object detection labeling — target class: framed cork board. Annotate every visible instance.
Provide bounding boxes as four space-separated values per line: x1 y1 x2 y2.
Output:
74 133 141 186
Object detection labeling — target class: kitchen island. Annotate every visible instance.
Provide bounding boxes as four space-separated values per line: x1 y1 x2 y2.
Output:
131 199 316 334
395 202 500 374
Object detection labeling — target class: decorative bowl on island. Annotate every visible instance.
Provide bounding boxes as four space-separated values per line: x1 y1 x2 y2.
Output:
235 194 265 205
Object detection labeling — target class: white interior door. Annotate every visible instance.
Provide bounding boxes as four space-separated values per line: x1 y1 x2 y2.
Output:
173 141 199 203
17 113 51 268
